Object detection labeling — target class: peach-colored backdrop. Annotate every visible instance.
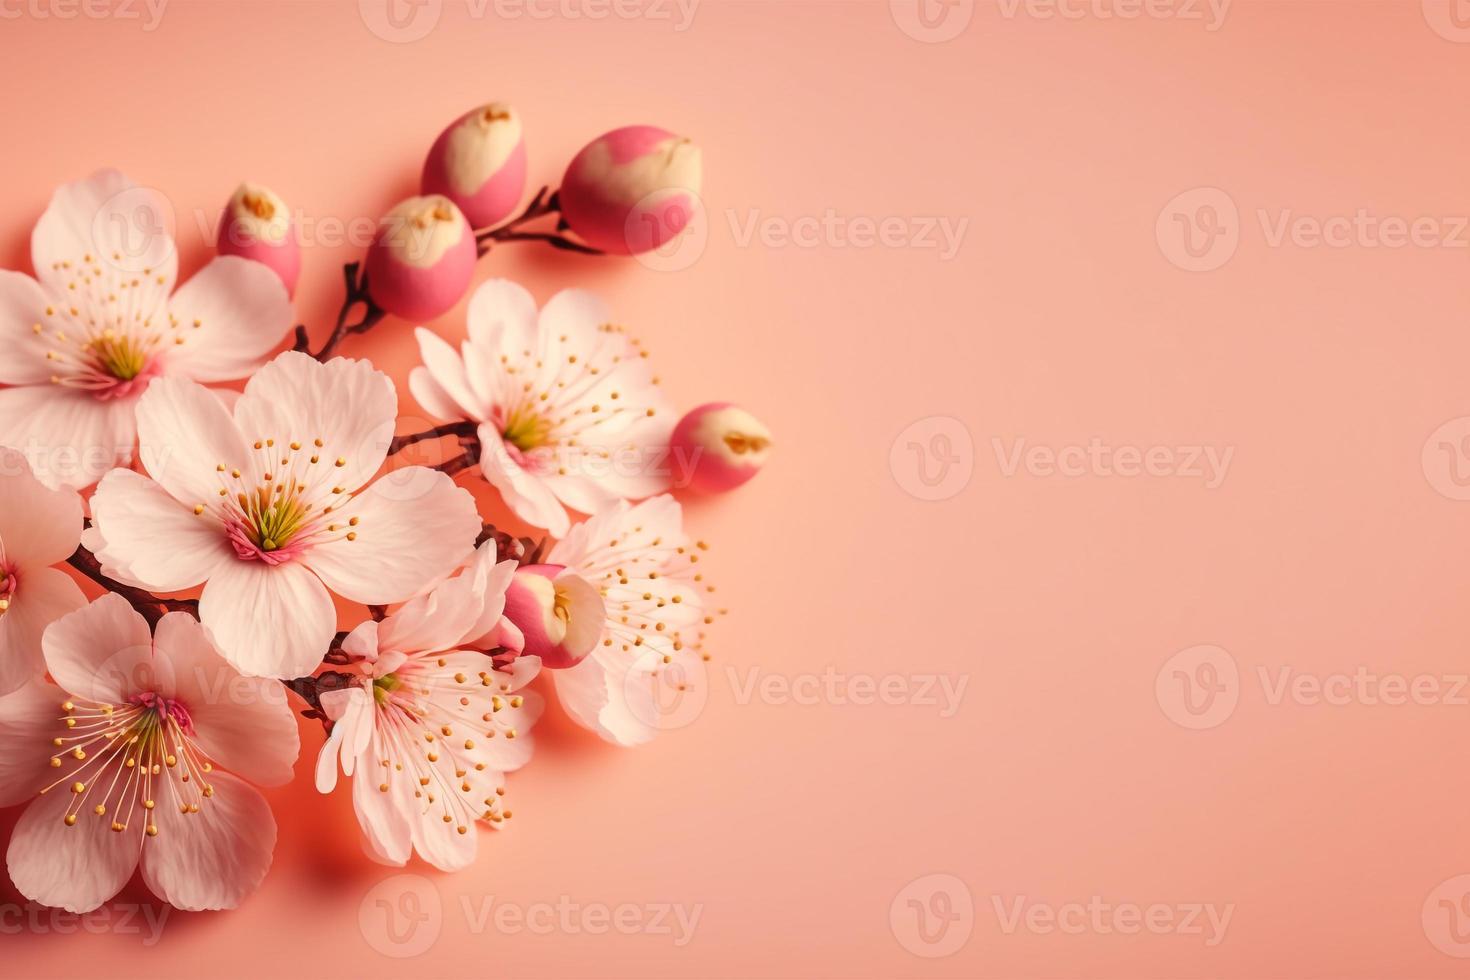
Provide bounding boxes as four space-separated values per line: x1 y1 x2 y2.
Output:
4 0 1470 976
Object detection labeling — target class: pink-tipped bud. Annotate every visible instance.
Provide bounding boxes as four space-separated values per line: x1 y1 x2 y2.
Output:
559 125 702 255
671 402 773 494
217 183 300 295
502 564 604 669
365 195 476 321
421 102 528 230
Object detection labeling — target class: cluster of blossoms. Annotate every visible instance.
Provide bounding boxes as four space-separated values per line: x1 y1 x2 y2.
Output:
0 104 770 914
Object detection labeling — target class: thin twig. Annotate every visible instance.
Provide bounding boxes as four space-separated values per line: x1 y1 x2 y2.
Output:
474 186 603 258
387 420 478 455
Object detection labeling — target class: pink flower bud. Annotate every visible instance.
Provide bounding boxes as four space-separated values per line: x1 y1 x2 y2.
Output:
421 102 528 230
365 195 476 321
217 183 301 295
671 402 773 494
559 125 702 255
501 564 604 670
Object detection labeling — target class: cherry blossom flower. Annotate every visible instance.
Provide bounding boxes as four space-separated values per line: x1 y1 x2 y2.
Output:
83 351 482 679
537 495 711 746
409 279 674 537
315 541 542 871
0 448 87 695
0 170 294 490
0 594 299 913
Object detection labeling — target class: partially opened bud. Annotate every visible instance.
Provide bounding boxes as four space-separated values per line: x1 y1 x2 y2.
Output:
501 564 604 669
365 195 476 321
217 182 301 294
421 102 528 229
559 125 702 255
671 402 773 494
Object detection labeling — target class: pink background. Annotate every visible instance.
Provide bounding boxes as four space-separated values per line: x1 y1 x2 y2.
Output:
3 0 1470 976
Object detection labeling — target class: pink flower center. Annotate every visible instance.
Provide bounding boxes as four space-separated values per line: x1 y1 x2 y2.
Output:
226 518 308 565
0 564 16 615
41 694 217 838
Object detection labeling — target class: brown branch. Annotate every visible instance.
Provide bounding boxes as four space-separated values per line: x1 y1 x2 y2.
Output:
388 420 478 455
475 186 604 258
66 545 198 627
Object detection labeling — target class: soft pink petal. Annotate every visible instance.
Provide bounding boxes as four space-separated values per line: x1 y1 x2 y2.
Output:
139 770 277 912
413 327 487 419
465 278 538 350
0 567 86 696
302 467 479 605
135 374 249 507
199 559 335 679
31 169 177 303
86 468 231 592
352 733 414 866
340 619 380 662
0 678 66 807
163 257 293 383
376 541 501 656
0 385 136 490
315 686 373 793
42 593 154 703
7 788 141 914
0 446 84 566
0 271 60 384
407 365 467 422
153 612 300 786
476 423 570 536
234 352 396 495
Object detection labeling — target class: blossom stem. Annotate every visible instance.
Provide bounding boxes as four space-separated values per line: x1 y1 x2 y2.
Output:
296 261 387 361
387 420 478 455
474 186 603 257
65 544 198 626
